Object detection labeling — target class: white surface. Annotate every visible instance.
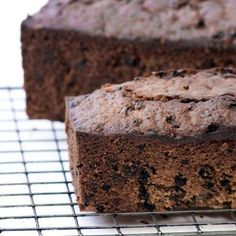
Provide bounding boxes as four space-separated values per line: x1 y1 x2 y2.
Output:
0 0 47 87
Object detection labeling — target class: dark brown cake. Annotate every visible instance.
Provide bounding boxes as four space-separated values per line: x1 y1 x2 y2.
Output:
22 0 236 120
65 68 236 213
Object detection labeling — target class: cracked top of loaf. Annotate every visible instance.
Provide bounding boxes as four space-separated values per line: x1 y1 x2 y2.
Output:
25 0 236 41
66 68 236 140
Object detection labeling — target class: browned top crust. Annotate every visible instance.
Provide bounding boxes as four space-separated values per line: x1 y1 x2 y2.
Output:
66 68 236 140
25 0 236 42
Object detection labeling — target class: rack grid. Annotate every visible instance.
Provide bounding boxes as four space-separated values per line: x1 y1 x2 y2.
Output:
0 87 236 236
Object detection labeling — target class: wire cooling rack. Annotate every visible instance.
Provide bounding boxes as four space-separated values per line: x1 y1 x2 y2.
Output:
0 87 236 236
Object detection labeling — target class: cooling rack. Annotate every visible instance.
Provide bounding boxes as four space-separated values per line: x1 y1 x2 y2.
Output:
0 87 236 236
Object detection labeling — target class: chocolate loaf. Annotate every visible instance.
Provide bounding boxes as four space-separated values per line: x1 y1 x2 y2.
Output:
22 0 236 120
65 68 236 213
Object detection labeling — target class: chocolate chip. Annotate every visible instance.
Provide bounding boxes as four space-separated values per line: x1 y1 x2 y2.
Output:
229 103 236 110
188 106 195 111
75 59 87 70
169 194 180 203
181 99 193 104
213 31 224 39
230 32 236 39
156 71 166 78
166 115 180 129
180 159 189 165
220 173 232 194
96 205 105 213
183 85 189 90
44 36 49 41
119 149 124 154
197 19 205 28
76 163 83 168
102 184 111 192
175 174 187 187
231 164 236 170
220 178 230 187
199 165 215 180
224 58 234 66
205 181 215 191
124 101 144 116
219 68 234 74
143 202 155 211
166 116 173 124
201 59 216 69
139 185 149 199
84 194 93 207
171 70 178 77
171 69 185 77
133 118 142 127
69 101 77 109
124 104 135 116
180 98 202 103
141 168 150 181
137 144 146 153
138 167 152 209
223 201 232 208
206 124 219 133
125 57 139 66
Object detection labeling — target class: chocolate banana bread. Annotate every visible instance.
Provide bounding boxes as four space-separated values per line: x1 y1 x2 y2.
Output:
65 68 236 213
22 0 236 120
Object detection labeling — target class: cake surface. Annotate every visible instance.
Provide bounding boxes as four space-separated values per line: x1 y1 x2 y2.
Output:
22 0 236 120
26 0 236 41
69 69 236 137
66 68 236 212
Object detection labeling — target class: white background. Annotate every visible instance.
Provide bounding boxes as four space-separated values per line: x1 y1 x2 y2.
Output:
0 0 47 87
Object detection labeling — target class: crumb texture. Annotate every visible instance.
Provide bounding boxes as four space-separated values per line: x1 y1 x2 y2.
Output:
68 68 236 138
121 72 236 101
27 0 236 41
66 68 236 213
65 127 236 213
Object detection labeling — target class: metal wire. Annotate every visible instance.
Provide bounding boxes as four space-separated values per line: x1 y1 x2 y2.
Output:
0 87 236 235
